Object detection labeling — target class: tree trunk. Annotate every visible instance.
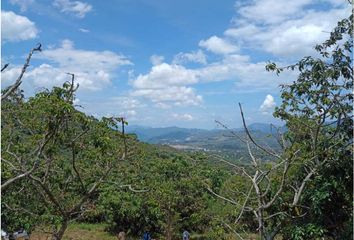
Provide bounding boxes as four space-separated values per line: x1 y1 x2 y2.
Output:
52 219 68 240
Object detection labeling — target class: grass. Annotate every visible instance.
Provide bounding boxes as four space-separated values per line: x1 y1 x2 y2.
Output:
29 223 265 240
30 223 117 240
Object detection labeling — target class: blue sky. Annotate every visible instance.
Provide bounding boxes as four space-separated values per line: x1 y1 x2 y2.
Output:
1 0 351 129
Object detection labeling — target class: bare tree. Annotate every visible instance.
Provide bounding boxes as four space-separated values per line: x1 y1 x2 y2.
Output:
206 103 331 240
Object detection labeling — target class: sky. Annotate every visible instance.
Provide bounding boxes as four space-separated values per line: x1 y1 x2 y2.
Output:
1 0 351 129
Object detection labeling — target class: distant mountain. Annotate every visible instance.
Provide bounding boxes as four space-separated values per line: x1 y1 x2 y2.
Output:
126 124 283 160
247 123 287 134
127 123 283 142
127 125 207 143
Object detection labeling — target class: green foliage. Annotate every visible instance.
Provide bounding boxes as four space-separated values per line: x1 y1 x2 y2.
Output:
1 82 131 236
3 11 351 240
97 147 230 239
267 13 353 239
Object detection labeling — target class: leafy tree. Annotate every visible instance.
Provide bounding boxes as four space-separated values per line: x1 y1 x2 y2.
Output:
99 148 228 239
210 12 352 240
2 77 131 240
267 13 353 239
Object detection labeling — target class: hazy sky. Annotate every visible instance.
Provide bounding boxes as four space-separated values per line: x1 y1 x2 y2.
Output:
1 0 350 128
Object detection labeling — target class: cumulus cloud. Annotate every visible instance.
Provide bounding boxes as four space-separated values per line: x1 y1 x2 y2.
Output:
236 0 313 25
199 36 238 55
3 39 132 91
260 94 276 114
27 64 69 87
110 96 144 110
1 11 38 42
9 0 34 12
129 52 296 107
150 55 165 65
53 0 92 18
224 24 259 39
132 86 202 106
171 113 194 121
198 54 295 90
130 62 204 106
173 50 207 65
132 63 199 89
1 66 22 86
226 0 350 58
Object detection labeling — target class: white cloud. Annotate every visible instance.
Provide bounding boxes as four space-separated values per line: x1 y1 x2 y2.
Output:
132 63 199 89
150 55 165 65
236 0 313 25
173 50 207 65
197 54 296 91
224 24 259 39
260 9 349 57
3 40 131 91
130 52 295 107
132 86 202 106
1 11 38 42
27 64 68 87
260 94 276 114
110 96 143 110
1 66 22 86
79 28 90 33
53 0 92 18
227 0 351 58
9 0 34 12
171 113 194 121
199 36 238 55
131 62 204 106
120 110 137 119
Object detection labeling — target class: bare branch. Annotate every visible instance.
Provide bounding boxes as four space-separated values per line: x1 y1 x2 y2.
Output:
235 184 254 224
221 220 245 240
239 103 282 160
1 130 54 190
1 63 9 72
205 184 240 206
2 44 41 100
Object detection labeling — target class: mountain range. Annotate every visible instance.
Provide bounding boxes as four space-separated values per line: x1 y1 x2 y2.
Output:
126 123 285 160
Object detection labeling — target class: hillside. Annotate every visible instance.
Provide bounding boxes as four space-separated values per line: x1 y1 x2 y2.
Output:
126 123 284 161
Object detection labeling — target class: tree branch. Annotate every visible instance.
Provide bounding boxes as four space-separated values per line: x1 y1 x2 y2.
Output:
2 44 41 100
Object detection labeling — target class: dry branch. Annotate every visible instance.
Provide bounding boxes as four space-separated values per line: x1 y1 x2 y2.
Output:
2 44 42 101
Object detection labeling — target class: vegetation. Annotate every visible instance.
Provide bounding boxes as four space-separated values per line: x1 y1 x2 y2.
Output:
1 10 352 240
206 13 353 240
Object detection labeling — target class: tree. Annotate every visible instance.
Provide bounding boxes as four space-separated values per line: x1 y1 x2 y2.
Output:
267 13 353 239
99 149 222 239
208 12 353 240
1 44 43 190
2 76 131 240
